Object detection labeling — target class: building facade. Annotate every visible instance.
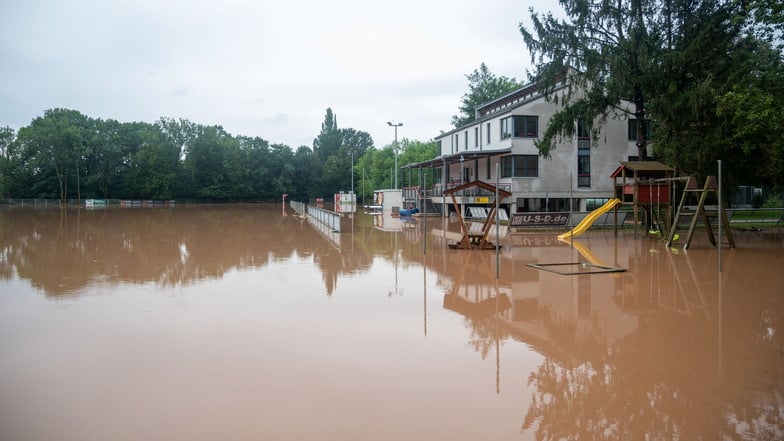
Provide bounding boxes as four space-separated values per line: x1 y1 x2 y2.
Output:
414 80 649 215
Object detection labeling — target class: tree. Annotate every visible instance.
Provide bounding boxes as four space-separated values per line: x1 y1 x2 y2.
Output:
0 126 14 198
124 122 179 199
520 0 669 159
14 109 91 202
229 136 271 200
744 0 784 53
268 143 296 196
396 139 439 188
452 63 522 128
648 1 780 188
342 130 374 192
293 145 323 200
313 108 342 160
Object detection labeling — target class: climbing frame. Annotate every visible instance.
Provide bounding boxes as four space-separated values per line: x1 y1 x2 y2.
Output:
665 176 735 249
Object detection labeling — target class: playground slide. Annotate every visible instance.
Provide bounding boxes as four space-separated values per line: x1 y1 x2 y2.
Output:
557 198 622 240
557 237 606 267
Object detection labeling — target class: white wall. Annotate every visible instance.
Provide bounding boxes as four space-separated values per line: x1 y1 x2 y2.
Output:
434 89 638 208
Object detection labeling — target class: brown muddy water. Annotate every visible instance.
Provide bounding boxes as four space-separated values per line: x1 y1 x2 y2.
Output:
1 204 782 441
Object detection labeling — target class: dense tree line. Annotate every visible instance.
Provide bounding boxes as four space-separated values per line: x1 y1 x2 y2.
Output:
0 108 437 203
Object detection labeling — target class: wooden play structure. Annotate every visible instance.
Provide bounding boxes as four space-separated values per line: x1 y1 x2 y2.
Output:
665 176 735 249
443 180 511 250
612 162 734 248
611 161 676 235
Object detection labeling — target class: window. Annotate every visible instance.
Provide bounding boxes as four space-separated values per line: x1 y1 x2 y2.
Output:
454 134 458 154
501 116 538 139
586 198 609 211
501 155 538 178
501 118 511 139
577 120 591 187
628 119 652 141
464 130 468 149
577 119 591 138
486 123 491 144
474 127 479 148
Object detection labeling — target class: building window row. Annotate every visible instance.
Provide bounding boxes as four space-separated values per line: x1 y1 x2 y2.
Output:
501 116 538 139
501 155 538 178
449 115 540 152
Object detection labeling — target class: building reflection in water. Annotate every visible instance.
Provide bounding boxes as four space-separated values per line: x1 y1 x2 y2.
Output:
426 224 783 440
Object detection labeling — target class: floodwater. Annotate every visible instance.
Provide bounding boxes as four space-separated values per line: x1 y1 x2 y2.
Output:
0 204 782 441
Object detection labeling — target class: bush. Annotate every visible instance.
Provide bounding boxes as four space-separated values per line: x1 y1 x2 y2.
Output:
762 193 783 208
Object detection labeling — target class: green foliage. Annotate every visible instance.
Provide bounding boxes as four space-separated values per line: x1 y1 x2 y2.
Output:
2 107 432 203
396 139 439 188
650 1 784 189
452 63 522 128
0 126 14 198
522 0 783 192
521 0 663 159
13 108 91 202
313 108 342 160
761 193 783 208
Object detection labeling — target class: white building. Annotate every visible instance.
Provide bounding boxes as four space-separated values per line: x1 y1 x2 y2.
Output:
408 79 649 216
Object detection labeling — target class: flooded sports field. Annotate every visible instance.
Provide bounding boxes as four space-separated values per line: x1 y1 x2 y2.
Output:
1 204 782 440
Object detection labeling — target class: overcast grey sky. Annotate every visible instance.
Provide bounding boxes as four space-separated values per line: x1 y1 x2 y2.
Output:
1 0 556 149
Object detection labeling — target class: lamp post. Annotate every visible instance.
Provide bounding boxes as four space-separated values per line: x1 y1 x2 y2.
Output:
387 121 403 189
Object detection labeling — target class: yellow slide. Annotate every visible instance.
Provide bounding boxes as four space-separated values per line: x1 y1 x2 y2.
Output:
557 198 622 240
557 237 606 266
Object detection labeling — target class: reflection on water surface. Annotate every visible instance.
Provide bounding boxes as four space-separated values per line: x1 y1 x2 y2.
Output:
0 205 782 440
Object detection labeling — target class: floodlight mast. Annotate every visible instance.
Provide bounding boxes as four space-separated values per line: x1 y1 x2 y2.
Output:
387 121 403 189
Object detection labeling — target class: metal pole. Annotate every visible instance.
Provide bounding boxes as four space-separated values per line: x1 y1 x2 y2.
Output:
496 162 500 280
394 127 398 189
387 121 403 189
350 150 354 195
460 155 465 219
569 172 574 241
422 167 427 256
718 159 722 273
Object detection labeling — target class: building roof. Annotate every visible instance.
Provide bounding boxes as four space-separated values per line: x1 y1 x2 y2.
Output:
435 82 569 140
402 147 511 170
610 161 675 178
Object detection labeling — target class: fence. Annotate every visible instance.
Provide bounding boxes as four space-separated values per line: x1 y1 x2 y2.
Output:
290 200 344 233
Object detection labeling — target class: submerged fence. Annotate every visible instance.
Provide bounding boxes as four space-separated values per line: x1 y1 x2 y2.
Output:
290 200 346 233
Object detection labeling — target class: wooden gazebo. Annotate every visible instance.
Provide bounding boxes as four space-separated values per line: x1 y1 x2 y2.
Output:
443 180 511 249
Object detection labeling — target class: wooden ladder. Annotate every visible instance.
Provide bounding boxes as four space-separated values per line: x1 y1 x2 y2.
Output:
665 176 735 249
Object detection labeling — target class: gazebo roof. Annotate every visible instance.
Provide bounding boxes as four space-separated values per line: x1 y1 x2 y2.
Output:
610 161 675 178
442 179 512 197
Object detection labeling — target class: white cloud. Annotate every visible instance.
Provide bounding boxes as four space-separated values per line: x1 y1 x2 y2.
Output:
0 0 559 148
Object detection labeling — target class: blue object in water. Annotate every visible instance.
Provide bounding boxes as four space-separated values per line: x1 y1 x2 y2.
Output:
399 208 419 216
